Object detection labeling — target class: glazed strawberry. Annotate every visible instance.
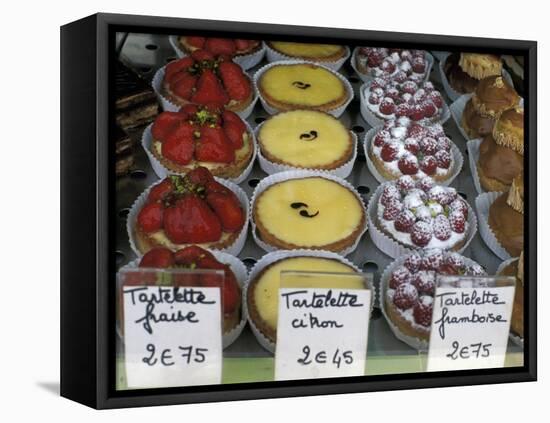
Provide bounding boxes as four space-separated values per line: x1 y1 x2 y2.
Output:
223 120 245 149
186 36 205 48
152 112 184 140
195 126 235 163
205 179 232 195
162 121 196 165
218 61 251 101
191 49 215 62
148 179 174 203
235 39 253 50
171 72 198 100
191 69 229 106
139 247 175 268
137 203 164 233
164 195 222 243
165 56 195 81
185 166 215 186
174 245 206 266
204 38 236 56
180 104 200 117
206 192 245 232
222 273 240 313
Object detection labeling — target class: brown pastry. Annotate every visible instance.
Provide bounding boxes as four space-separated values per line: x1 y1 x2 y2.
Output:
497 251 524 338
444 53 480 94
477 134 523 192
113 125 134 176
488 173 524 257
459 53 503 80
493 107 524 155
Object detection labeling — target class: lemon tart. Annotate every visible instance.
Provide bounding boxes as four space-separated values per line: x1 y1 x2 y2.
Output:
258 63 349 112
267 41 347 62
247 256 362 343
258 110 354 171
253 176 365 252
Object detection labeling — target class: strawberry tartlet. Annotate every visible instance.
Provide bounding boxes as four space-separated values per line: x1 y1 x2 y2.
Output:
177 37 262 60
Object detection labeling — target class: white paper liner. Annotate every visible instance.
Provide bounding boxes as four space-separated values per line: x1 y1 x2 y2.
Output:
254 121 357 178
350 48 434 84
475 192 513 261
367 183 478 259
127 177 250 258
253 60 354 118
264 43 350 71
359 82 450 128
495 257 524 348
249 170 368 256
430 50 449 63
467 138 498 196
151 65 258 119
141 120 257 185
363 126 464 187
379 253 485 350
243 249 375 353
168 36 267 71
438 52 516 102
117 251 248 349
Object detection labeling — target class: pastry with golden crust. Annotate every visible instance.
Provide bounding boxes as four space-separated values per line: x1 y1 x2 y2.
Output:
459 53 503 80
267 41 347 63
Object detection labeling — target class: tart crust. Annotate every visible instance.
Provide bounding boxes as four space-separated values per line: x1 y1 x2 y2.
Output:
267 41 346 62
385 291 430 341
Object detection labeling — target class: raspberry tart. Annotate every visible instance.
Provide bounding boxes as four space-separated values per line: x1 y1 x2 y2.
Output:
161 50 254 112
132 167 246 255
354 47 430 81
362 76 446 124
375 176 472 252
148 105 254 179
136 246 243 333
177 37 262 59
384 249 486 342
368 119 457 182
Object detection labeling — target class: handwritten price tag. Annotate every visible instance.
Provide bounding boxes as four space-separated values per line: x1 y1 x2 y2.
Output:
120 269 224 388
274 271 371 380
427 275 515 371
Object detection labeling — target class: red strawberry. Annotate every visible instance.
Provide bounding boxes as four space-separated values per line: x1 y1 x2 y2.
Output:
218 62 251 101
163 195 222 243
224 121 245 149
191 49 215 62
222 110 246 131
148 179 174 203
206 192 244 232
151 112 183 140
137 202 164 233
179 104 200 117
174 245 206 266
185 166 215 186
206 179 232 195
235 39 253 51
222 271 240 313
204 38 236 56
186 36 205 49
162 121 195 165
170 72 198 100
139 247 174 268
165 56 194 81
195 126 235 163
191 69 229 106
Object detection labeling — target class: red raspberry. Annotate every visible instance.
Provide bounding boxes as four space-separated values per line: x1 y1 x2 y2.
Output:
396 175 416 191
404 137 420 154
379 98 396 115
411 221 433 247
440 188 458 206
380 184 401 206
371 77 388 90
383 119 396 130
424 81 435 92
400 50 413 61
389 266 411 289
412 271 436 296
433 214 452 241
408 122 427 139
412 57 426 73
437 136 452 151
368 92 381 105
413 88 426 103
421 101 437 118
398 153 419 175
373 129 391 147
420 155 438 175
449 209 466 233
413 296 434 326
380 59 396 74
392 283 419 310
421 249 444 270
385 88 401 102
401 80 418 94
395 103 412 118
450 198 468 219
367 50 385 67
372 87 385 97
383 198 403 220
419 137 438 155
393 70 408 83
468 263 486 276
404 252 423 272
427 124 445 138
435 150 451 169
410 105 425 121
416 176 435 192
428 90 444 108
444 252 466 273
380 142 400 161
428 186 450 204
394 209 416 232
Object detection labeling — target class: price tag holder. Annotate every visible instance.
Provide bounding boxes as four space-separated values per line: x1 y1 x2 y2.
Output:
426 274 515 372
274 271 372 381
118 268 224 389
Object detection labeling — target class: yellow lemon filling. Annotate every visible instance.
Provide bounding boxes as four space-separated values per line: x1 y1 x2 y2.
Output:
270 42 343 59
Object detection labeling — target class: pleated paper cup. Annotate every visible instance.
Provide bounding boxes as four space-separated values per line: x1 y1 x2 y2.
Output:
363 126 464 187
367 183 477 259
495 257 524 348
151 65 258 119
141 121 257 185
168 36 266 70
249 170 368 256
466 138 500 196
253 60 354 118
243 249 374 353
264 43 350 71
359 82 450 128
254 121 357 178
351 48 434 84
117 252 249 349
380 253 486 351
127 177 250 258
475 192 513 261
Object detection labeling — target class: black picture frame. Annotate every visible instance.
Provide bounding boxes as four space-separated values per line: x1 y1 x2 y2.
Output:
60 12 537 409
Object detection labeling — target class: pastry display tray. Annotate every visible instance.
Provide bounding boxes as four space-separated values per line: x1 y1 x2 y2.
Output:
114 33 523 366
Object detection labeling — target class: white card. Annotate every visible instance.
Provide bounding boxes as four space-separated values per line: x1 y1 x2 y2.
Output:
275 287 371 380
122 285 222 388
427 276 515 372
